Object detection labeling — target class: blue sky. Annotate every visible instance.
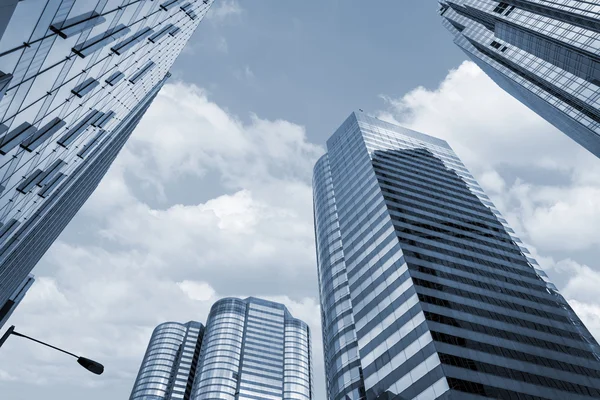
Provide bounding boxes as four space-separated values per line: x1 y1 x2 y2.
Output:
2 1 600 400
173 0 465 143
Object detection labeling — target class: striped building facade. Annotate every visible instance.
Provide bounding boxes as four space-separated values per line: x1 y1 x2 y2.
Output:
313 112 600 400
439 0 600 158
130 297 314 400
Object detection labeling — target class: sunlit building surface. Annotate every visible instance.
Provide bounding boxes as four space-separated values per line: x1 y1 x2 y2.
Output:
313 111 600 399
439 0 600 159
130 297 314 400
0 0 214 327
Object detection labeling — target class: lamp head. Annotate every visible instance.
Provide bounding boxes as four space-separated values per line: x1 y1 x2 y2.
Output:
77 357 104 375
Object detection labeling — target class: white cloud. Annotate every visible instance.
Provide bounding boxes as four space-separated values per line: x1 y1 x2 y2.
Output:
381 60 600 253
0 81 325 397
178 281 216 302
379 61 588 173
207 0 242 22
507 183 600 250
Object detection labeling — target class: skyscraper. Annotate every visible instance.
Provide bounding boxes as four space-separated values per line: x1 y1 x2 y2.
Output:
313 111 600 400
130 321 205 400
0 0 214 327
0 273 33 328
129 297 314 400
439 0 600 158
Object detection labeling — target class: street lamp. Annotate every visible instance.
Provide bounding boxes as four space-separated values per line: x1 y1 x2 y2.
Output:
0 325 104 375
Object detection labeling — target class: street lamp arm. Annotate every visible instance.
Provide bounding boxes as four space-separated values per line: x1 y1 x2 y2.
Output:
0 325 105 375
10 329 79 359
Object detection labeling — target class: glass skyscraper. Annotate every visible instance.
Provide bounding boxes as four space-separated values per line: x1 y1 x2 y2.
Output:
0 272 33 328
130 297 314 400
0 0 214 327
439 0 600 158
313 111 600 400
131 321 205 400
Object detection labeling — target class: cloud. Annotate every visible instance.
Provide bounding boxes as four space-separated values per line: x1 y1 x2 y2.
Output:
379 61 587 172
207 0 242 22
178 281 216 302
380 61 600 252
0 82 326 398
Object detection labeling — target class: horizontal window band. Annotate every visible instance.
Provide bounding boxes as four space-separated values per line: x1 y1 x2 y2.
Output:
77 130 106 159
57 110 100 147
105 71 124 86
50 11 106 39
160 0 184 11
149 24 174 43
0 219 19 240
21 117 67 152
71 77 99 98
0 122 36 155
88 112 106 127
129 62 155 84
38 173 66 198
16 169 44 194
37 159 67 187
95 111 115 128
111 27 154 55
72 24 130 58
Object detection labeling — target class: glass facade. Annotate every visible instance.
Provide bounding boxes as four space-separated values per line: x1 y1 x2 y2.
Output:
313 111 600 400
439 0 600 158
130 321 205 400
130 297 314 400
0 272 33 327
0 0 214 328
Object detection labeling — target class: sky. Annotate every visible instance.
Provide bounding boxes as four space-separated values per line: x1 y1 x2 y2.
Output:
1 1 600 399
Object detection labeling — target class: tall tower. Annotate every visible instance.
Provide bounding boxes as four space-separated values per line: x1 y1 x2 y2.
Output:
129 297 314 400
0 0 214 326
313 112 600 400
130 321 205 400
192 297 313 400
439 0 600 158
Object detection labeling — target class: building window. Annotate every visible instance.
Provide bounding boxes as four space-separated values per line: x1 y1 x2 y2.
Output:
493 2 509 14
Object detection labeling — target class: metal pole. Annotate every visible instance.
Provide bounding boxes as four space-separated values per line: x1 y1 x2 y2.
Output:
10 330 79 358
0 325 78 358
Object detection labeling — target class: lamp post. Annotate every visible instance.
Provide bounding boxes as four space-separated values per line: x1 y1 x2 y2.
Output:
0 325 104 375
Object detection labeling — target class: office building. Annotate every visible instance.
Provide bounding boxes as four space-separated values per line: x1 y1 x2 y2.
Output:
0 0 214 327
129 297 314 400
130 321 205 400
439 0 600 158
0 273 33 327
313 111 600 399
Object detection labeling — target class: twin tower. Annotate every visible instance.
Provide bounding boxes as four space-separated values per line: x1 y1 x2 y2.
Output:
129 297 312 400
131 112 600 400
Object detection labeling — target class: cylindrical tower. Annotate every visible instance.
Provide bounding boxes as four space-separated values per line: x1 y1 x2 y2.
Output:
130 321 204 400
191 298 246 399
191 297 314 400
